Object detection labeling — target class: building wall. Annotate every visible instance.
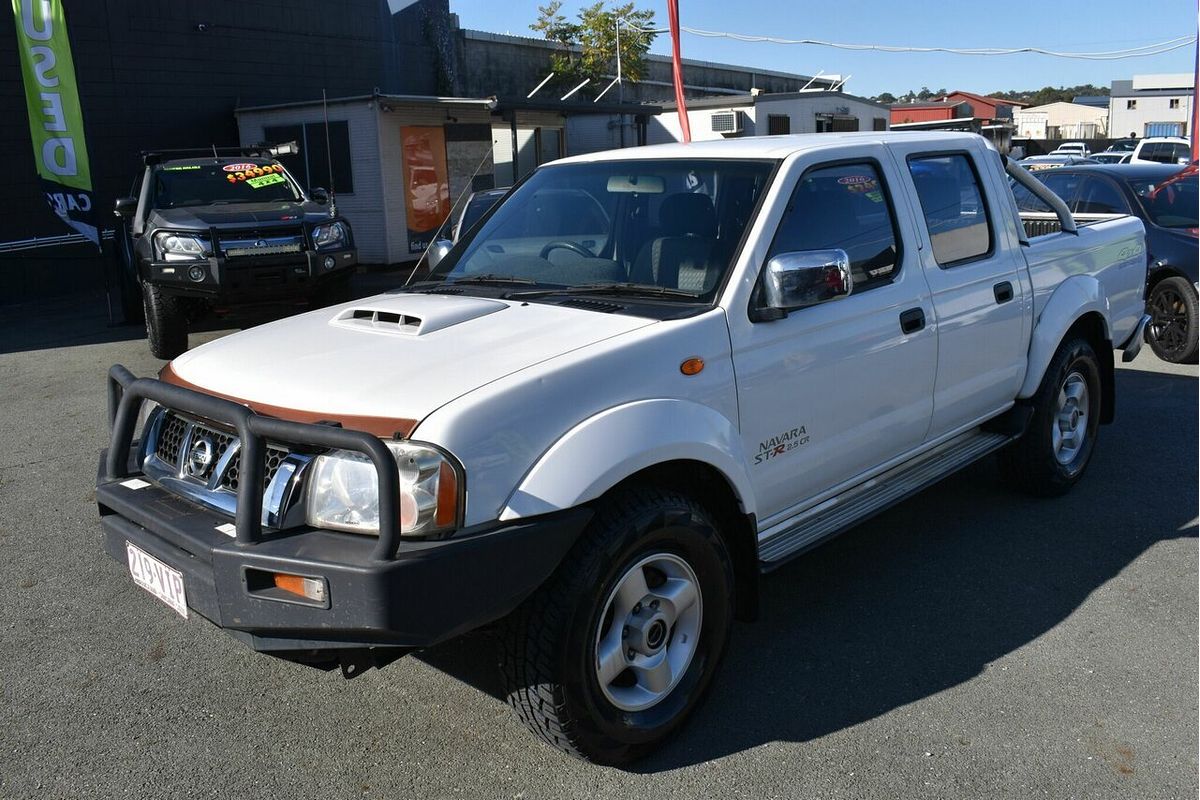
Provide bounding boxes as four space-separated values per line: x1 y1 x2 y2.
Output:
1 0 442 305
648 95 888 143
236 100 387 262
1013 102 1109 140
1108 94 1193 138
890 106 959 125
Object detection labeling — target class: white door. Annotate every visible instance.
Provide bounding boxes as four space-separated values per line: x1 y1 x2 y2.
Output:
888 144 1030 438
727 151 938 527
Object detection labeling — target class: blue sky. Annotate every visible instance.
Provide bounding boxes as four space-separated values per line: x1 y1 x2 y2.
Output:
449 0 1197 96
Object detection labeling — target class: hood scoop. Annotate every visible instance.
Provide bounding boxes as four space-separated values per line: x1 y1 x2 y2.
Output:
330 293 507 337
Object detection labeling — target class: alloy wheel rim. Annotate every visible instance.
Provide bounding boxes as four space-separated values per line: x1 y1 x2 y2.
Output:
594 552 703 712
1052 371 1090 465
1149 286 1189 356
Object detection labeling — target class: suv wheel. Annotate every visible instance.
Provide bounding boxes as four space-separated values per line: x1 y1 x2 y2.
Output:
1146 276 1198 364
999 336 1102 496
142 283 189 360
499 488 734 765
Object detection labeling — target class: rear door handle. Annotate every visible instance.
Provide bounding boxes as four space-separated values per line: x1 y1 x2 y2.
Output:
900 307 925 334
994 281 1014 304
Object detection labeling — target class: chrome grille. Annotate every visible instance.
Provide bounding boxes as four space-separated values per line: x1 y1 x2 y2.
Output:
220 444 290 491
155 413 189 464
143 410 313 527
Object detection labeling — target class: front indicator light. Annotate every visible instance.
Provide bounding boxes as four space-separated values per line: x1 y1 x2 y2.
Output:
273 572 327 603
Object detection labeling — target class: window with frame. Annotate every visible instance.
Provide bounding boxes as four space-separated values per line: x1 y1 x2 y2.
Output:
767 114 791 135
264 121 355 194
908 154 992 266
873 118 887 131
1074 177 1129 214
1169 98 1181 109
767 161 901 293
1126 100 1137 110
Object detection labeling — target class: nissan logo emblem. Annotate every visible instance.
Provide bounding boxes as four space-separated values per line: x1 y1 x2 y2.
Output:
186 437 215 477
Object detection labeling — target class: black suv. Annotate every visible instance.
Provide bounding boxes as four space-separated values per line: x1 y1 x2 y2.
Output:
114 145 357 359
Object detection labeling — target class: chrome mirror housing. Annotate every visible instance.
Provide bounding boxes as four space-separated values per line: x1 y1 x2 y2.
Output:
762 249 853 313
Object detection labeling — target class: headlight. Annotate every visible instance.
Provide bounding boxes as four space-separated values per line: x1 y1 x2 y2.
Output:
304 441 460 538
154 232 210 261
312 221 348 250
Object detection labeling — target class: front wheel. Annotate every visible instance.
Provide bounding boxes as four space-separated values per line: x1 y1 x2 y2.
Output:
499 488 734 765
999 337 1102 497
1145 276 1198 364
142 282 189 360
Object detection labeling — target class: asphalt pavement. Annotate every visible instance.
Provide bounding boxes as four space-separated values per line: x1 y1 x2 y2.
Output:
0 288 1196 799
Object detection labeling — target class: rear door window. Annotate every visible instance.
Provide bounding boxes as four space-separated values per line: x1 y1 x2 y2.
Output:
1074 177 1129 214
908 154 992 266
768 161 902 293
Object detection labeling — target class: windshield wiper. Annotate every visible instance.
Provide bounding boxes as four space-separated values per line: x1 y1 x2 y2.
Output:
506 282 700 301
447 274 539 287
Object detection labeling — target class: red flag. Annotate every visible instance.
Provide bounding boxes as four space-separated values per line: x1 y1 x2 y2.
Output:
667 0 691 143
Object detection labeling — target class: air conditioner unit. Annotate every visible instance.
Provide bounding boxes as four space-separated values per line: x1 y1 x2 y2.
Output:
711 111 743 134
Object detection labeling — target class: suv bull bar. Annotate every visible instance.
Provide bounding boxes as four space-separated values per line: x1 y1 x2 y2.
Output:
105 364 402 560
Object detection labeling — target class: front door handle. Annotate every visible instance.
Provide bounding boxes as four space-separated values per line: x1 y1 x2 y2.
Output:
900 307 925 334
994 281 1014 304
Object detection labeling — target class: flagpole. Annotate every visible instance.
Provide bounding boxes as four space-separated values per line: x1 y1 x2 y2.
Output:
667 0 691 143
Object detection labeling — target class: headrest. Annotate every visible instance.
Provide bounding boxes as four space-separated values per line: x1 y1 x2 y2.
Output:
660 193 716 237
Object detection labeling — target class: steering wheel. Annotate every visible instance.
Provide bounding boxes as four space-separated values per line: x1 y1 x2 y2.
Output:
539 240 594 260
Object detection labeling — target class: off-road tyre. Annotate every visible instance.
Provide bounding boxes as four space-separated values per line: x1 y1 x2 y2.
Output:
499 487 734 765
1145 276 1198 364
999 336 1101 497
143 282 189 360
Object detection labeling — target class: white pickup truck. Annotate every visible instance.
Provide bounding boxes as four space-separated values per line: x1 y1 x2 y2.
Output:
98 132 1149 764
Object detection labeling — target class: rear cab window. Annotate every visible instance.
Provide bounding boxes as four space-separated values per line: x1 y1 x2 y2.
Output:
907 153 993 266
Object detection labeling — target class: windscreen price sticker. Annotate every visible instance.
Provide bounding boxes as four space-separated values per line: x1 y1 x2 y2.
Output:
246 173 286 189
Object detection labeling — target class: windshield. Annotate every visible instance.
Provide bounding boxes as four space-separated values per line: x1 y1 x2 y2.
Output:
427 159 775 301
152 162 301 208
1130 172 1198 229
459 191 505 235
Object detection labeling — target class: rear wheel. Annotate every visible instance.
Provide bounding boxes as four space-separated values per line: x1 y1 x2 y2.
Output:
999 337 1102 496
1146 276 1198 364
143 282 189 360
499 488 734 765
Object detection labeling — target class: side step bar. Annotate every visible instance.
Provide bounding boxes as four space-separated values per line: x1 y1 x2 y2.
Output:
758 430 1014 568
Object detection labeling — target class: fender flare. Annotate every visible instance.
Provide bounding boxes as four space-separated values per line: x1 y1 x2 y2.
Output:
499 398 756 522
1018 274 1111 399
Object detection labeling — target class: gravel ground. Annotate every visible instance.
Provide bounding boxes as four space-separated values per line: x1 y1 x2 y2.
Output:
0 289 1195 799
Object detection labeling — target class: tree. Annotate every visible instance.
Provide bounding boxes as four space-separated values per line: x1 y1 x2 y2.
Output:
531 1 657 92
874 91 897 104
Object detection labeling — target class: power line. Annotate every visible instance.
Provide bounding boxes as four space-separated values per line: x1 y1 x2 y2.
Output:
624 23 1196 61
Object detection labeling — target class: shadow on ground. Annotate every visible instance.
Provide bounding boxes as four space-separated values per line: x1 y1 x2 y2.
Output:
0 269 411 356
417 367 1198 772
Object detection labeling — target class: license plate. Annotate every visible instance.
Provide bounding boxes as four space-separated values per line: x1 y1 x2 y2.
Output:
126 542 188 618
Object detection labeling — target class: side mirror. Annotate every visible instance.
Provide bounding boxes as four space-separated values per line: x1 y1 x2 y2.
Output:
760 249 852 317
114 196 137 218
426 239 453 269
310 187 329 204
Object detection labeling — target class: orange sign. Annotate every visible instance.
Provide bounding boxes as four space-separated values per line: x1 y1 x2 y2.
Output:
400 126 451 253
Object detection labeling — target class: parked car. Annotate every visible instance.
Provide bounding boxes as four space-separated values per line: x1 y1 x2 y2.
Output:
1013 163 1197 363
1129 137 1191 165
450 187 508 241
1018 154 1099 171
1091 151 1131 165
1053 142 1091 157
1106 138 1139 153
98 132 1148 764
113 145 357 359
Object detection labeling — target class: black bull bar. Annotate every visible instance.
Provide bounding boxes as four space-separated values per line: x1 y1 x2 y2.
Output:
104 364 403 560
